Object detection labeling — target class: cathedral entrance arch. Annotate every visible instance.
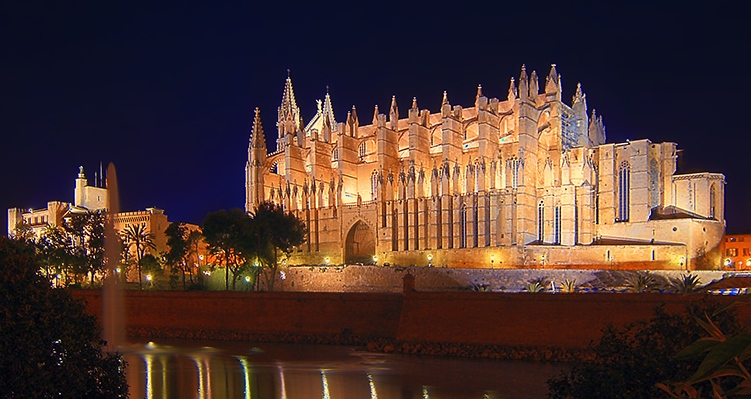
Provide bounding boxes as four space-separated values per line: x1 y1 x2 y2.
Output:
345 220 376 264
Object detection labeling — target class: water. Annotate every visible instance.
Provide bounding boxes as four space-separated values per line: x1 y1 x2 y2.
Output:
121 339 564 399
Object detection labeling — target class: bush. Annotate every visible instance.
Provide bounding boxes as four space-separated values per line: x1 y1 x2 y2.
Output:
547 300 741 399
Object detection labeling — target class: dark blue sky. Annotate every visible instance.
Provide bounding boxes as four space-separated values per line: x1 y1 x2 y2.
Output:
2 1 749 233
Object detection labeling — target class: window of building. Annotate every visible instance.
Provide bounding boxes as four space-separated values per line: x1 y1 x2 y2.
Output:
709 184 716 219
332 148 339 161
618 161 630 222
537 200 544 242
359 142 366 159
554 206 561 245
460 204 467 248
743 248 749 256
370 172 379 201
727 248 739 257
510 158 520 189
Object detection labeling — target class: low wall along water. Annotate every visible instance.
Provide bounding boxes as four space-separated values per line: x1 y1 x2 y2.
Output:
72 280 751 358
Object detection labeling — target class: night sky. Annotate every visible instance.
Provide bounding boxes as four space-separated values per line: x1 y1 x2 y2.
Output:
2 1 749 233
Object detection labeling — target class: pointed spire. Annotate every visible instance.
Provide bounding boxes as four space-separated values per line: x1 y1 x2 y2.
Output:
519 65 529 101
573 82 586 105
545 64 560 95
389 95 398 129
529 70 539 98
322 87 337 131
442 91 449 105
251 107 266 149
476 84 483 101
507 77 517 101
278 70 301 133
372 104 379 126
411 97 418 110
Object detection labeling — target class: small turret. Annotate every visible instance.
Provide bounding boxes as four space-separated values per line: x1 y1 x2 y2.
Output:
507 77 517 102
347 105 359 137
529 70 539 101
389 96 399 130
372 104 380 126
518 65 529 102
474 84 483 107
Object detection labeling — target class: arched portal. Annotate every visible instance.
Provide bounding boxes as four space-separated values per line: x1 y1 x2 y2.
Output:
345 220 376 264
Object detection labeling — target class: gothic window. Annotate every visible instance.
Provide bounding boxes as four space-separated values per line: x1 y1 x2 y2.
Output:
371 172 379 201
537 200 545 242
510 158 520 189
359 142 366 159
618 161 630 222
473 200 479 248
573 202 579 245
460 204 467 248
554 206 561 245
332 148 338 161
710 184 716 219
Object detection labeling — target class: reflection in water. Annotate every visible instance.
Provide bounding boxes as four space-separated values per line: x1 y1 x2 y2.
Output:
122 340 564 399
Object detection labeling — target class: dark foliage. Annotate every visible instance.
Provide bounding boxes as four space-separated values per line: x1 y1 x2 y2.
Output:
0 237 128 398
547 300 741 399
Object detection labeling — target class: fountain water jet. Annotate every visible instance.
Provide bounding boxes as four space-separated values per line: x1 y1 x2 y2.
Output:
102 162 125 351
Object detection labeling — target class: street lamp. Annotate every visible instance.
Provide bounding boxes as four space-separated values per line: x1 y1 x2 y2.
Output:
427 253 433 267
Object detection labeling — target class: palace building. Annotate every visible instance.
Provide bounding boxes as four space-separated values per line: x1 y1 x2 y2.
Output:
248 65 725 270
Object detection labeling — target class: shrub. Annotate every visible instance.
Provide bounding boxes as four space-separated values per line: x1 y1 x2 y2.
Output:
547 300 741 399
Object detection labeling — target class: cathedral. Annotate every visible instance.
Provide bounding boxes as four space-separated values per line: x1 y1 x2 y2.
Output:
246 65 725 270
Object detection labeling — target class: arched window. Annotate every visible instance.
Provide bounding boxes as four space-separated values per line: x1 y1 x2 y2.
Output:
371 171 379 201
554 206 561 245
460 204 467 248
359 142 367 159
710 184 716 219
573 201 579 245
510 158 520 189
538 200 545 242
332 148 339 161
618 161 630 222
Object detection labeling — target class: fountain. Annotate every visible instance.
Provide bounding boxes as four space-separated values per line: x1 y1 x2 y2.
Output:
102 162 125 351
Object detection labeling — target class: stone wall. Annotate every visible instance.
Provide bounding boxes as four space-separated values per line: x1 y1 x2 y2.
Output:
73 288 751 351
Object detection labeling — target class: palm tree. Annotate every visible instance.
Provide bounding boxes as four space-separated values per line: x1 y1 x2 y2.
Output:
624 271 661 293
121 223 156 289
669 273 703 294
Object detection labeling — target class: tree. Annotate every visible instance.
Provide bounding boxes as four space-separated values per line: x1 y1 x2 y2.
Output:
36 224 74 285
251 201 307 291
164 222 192 289
10 221 35 243
121 223 156 289
202 209 251 290
0 236 128 398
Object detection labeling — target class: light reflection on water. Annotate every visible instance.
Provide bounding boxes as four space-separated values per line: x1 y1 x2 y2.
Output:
121 339 564 399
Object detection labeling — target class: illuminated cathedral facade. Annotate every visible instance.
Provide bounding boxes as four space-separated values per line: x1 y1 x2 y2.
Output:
246 65 725 270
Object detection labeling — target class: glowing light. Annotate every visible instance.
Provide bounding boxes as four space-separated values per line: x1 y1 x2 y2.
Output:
280 271 286 280
427 254 433 262
373 255 378 263
199 255 204 261
115 268 120 274
244 276 251 283
145 274 152 281
367 372 378 398
321 370 331 399
324 257 330 265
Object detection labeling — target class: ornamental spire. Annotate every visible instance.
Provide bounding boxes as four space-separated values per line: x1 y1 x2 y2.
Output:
411 97 418 110
573 82 586 105
442 90 449 105
322 86 337 131
372 104 379 126
389 95 398 129
507 77 517 101
278 70 301 130
251 107 266 149
475 84 483 101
